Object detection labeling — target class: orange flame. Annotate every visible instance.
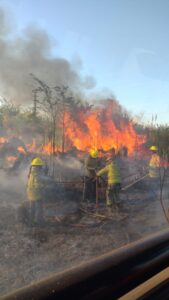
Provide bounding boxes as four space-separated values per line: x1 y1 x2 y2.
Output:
17 146 26 154
62 103 145 155
0 137 7 144
0 101 146 156
27 139 36 152
6 156 17 162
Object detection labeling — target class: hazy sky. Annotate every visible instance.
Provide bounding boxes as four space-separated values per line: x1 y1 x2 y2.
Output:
1 0 169 123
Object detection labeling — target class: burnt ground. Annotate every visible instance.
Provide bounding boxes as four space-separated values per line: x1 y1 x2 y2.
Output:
0 174 169 297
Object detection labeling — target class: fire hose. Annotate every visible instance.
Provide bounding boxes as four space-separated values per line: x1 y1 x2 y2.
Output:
121 173 148 191
47 172 169 227
23 172 156 228
52 172 149 210
50 173 148 190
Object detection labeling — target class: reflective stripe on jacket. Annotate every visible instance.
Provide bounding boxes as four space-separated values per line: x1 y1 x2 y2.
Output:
97 162 121 185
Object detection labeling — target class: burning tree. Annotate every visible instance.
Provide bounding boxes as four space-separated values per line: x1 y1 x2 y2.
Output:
0 75 146 163
53 85 81 153
31 74 82 154
29 75 146 156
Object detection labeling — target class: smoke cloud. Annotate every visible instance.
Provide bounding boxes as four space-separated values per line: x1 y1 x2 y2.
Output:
0 7 96 105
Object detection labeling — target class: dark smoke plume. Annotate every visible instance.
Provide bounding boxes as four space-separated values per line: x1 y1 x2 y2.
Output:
0 7 95 105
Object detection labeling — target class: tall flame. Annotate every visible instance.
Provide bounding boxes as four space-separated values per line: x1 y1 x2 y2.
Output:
0 101 146 156
63 102 145 155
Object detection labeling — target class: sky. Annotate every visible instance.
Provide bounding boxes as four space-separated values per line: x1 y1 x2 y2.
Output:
1 0 169 123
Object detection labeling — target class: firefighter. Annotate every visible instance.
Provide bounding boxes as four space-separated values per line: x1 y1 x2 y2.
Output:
146 146 161 198
84 148 99 201
96 154 121 209
26 157 46 226
149 146 160 179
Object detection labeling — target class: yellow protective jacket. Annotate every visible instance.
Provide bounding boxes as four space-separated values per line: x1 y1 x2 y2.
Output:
26 168 45 201
97 162 121 186
149 154 160 178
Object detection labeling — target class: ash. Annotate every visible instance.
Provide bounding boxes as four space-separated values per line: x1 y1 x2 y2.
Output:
0 158 168 297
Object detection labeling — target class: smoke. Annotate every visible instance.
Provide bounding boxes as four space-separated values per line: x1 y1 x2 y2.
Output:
51 156 84 180
0 7 96 105
0 168 28 209
55 157 83 172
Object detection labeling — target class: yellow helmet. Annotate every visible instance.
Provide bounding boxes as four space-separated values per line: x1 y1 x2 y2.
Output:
89 148 98 158
31 157 44 166
150 146 158 151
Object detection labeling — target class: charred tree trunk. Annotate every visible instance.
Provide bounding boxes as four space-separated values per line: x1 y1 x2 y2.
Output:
62 108 65 153
52 118 56 155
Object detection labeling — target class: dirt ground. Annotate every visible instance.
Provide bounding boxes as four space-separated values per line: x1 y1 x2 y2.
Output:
0 172 168 297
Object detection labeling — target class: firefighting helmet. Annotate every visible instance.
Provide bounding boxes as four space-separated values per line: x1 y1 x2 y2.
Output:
31 157 44 166
150 146 158 151
89 148 98 158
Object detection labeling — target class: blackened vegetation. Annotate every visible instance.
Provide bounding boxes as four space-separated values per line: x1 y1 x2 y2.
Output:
0 163 168 297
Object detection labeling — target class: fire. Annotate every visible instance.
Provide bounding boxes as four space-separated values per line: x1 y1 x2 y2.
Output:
62 102 145 155
0 101 146 156
17 146 26 154
0 137 7 144
42 143 53 155
27 139 36 152
6 156 17 162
